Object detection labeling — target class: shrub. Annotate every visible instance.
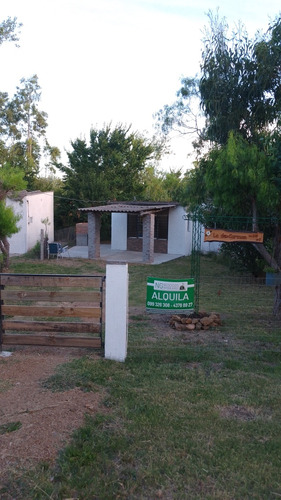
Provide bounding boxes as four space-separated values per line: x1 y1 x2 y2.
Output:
24 241 41 259
220 242 265 276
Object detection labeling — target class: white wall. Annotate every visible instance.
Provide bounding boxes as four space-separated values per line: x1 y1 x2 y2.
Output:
168 205 191 255
7 192 54 254
168 209 221 256
200 228 221 254
111 213 127 250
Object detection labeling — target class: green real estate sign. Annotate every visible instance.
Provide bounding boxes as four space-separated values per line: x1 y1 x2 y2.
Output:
146 277 194 312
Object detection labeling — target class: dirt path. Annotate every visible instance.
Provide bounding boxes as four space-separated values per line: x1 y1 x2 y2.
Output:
0 346 105 477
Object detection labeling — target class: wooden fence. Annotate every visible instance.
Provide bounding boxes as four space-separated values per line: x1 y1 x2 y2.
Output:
0 273 105 349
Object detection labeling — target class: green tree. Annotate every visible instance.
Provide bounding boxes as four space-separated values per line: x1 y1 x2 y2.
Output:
188 132 281 266
0 17 59 266
0 17 22 46
155 77 201 143
199 12 281 145
0 16 60 186
56 124 161 229
141 166 188 203
162 168 188 204
141 166 168 201
196 14 281 277
157 12 281 315
0 75 60 187
0 164 26 268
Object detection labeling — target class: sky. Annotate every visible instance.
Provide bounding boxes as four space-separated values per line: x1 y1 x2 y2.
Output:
1 0 281 173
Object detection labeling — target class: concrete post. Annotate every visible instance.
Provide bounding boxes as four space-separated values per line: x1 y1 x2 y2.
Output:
88 212 100 259
105 263 128 362
40 229 44 260
142 213 155 263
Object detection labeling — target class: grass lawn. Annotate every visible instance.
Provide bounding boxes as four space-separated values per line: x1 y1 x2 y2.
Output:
1 254 281 499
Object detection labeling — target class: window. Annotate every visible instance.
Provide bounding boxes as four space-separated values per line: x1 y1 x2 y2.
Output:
127 212 168 239
128 214 143 238
155 213 168 239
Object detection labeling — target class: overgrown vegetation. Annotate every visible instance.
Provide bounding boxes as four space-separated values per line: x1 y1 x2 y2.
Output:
1 255 280 499
23 241 41 259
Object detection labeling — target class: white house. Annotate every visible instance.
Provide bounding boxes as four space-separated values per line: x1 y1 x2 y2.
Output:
110 205 220 256
7 191 54 255
77 202 220 262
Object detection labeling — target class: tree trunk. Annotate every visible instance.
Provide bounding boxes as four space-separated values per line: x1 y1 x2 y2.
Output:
252 243 280 271
273 284 281 318
251 203 280 271
272 223 281 317
273 222 281 267
252 198 258 232
252 218 281 317
0 237 10 270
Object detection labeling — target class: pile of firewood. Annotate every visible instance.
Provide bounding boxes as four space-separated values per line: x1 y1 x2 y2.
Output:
169 312 222 331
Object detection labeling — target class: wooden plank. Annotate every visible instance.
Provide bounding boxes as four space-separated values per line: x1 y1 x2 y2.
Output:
3 320 101 333
2 304 102 318
2 333 102 348
204 228 264 243
0 273 105 350
0 275 104 288
1 290 102 303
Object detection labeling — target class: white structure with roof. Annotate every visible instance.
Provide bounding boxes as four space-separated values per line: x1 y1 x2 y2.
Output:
7 191 54 255
78 202 220 263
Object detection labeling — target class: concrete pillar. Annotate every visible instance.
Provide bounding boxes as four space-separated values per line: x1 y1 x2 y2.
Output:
168 206 190 255
111 213 127 250
142 213 155 263
105 263 128 362
87 212 101 259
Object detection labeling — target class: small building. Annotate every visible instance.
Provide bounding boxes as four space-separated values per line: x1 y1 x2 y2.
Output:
7 191 54 255
78 201 220 263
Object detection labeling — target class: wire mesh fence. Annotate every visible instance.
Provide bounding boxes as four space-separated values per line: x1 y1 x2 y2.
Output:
54 226 76 246
199 274 276 316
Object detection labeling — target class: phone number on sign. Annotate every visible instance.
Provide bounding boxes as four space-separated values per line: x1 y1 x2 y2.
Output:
147 301 193 308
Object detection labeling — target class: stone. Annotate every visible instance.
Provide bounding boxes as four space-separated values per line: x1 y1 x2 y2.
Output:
171 315 182 323
200 316 213 326
186 323 196 330
169 312 222 332
182 317 192 324
174 322 188 331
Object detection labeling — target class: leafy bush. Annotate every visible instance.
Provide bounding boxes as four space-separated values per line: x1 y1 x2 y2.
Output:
219 242 265 276
23 241 41 259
